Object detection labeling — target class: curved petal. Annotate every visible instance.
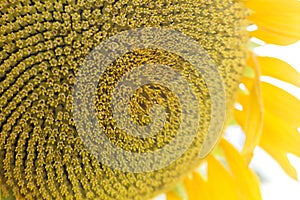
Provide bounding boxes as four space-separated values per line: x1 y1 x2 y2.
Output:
259 82 300 180
167 155 240 200
260 110 300 180
258 56 300 88
173 141 262 200
206 155 239 200
220 140 262 200
166 172 206 200
166 191 182 200
262 82 300 127
245 0 300 45
234 54 263 163
249 29 299 46
183 172 208 200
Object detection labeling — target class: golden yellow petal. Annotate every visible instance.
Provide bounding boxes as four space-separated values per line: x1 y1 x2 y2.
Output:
177 141 262 200
250 29 299 46
183 172 207 200
259 82 300 180
234 54 263 163
249 14 300 44
220 140 262 200
166 172 205 200
260 110 300 180
245 0 300 45
245 0 300 13
266 150 298 180
258 56 300 88
250 13 300 37
166 191 182 200
262 82 300 128
206 155 239 200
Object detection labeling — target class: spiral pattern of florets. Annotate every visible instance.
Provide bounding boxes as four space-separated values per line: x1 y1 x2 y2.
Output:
0 0 248 199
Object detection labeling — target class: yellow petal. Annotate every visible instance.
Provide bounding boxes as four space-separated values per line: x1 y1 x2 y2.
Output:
245 0 300 13
206 155 239 200
220 140 262 200
260 110 300 180
259 82 300 180
234 54 263 163
166 191 182 200
258 56 300 88
250 29 299 46
248 14 300 45
183 172 208 200
178 141 262 200
245 0 300 45
166 173 205 200
262 82 300 127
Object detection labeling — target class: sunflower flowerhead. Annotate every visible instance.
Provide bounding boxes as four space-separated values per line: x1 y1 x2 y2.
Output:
2 0 300 200
0 0 250 199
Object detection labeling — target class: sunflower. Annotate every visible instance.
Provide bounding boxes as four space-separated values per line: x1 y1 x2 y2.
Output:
0 0 299 200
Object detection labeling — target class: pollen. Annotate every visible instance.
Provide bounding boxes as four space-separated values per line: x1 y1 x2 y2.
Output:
0 0 248 200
